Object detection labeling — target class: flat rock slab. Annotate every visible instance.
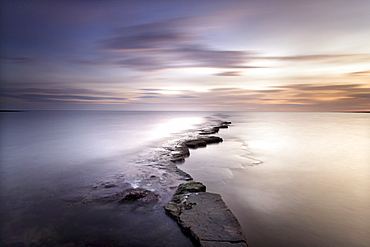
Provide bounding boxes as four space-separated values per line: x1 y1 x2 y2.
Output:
184 136 223 149
201 242 248 247
165 191 248 246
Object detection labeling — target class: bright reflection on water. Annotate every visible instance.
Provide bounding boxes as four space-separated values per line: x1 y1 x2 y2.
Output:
151 117 204 139
1 111 369 247
0 111 209 247
181 112 370 247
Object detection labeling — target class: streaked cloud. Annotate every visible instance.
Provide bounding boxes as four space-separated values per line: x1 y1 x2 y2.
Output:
3 82 368 111
97 18 256 71
103 19 191 51
131 83 370 111
1 55 38 64
1 0 370 111
1 88 128 104
214 71 243 76
260 54 370 62
347 70 370 76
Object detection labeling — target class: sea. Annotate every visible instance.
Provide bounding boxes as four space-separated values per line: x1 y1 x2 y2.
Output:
0 111 369 247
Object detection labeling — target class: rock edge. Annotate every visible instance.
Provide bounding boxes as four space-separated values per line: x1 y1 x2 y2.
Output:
164 182 248 247
165 121 249 246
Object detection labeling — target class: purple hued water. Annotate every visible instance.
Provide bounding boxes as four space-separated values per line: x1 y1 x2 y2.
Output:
1 111 369 247
0 110 208 246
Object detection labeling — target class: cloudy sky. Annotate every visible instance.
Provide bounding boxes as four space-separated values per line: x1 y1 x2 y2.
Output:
1 0 369 111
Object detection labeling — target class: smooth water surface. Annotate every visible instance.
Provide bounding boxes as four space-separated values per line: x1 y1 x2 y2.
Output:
1 111 369 247
181 112 370 247
1 110 210 246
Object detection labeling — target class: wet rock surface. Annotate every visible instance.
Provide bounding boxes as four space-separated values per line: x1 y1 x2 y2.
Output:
201 136 223 144
199 122 231 135
63 120 244 246
119 188 160 203
199 127 219 135
168 120 230 166
185 139 208 149
164 183 248 247
171 136 223 162
66 182 161 205
164 121 248 246
175 182 207 195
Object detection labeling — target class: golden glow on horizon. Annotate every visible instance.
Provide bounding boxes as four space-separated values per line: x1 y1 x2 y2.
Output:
151 117 203 139
2 1 370 111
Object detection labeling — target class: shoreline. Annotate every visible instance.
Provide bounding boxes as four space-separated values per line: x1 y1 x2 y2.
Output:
164 121 248 246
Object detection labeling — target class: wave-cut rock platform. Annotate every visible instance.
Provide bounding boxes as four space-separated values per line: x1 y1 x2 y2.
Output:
164 122 248 247
165 182 248 247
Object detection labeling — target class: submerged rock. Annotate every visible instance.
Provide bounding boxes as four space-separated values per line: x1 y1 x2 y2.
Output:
170 144 191 163
170 154 186 163
176 145 191 156
120 188 160 203
175 168 193 181
218 121 232 129
121 188 150 200
103 183 117 188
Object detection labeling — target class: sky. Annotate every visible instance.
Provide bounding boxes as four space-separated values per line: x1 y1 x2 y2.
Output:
1 0 370 111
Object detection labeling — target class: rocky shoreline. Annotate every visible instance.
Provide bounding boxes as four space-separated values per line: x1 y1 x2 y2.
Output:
164 121 248 247
68 120 248 246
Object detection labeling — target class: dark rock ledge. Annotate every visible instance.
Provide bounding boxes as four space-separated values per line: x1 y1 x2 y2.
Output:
164 182 248 247
169 124 226 161
78 120 247 246
169 136 223 164
165 121 249 246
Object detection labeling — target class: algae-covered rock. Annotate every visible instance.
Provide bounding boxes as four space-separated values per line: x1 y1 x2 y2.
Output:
175 182 206 195
119 188 159 203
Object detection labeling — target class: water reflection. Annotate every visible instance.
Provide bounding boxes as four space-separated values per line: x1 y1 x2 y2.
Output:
0 111 203 246
182 112 370 247
151 117 203 139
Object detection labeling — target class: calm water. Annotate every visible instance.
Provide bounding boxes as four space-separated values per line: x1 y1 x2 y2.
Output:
1 111 369 247
0 110 210 247
181 112 370 247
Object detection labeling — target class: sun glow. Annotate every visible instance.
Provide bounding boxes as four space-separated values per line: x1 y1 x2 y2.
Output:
150 117 204 139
